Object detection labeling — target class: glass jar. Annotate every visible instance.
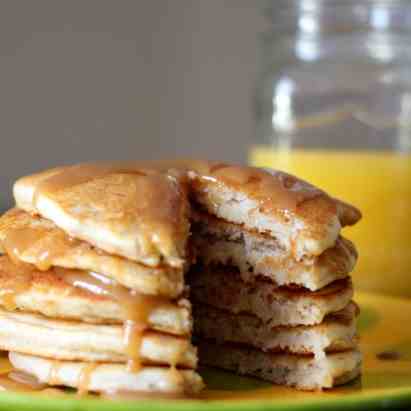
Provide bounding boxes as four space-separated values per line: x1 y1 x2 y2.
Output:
250 0 411 297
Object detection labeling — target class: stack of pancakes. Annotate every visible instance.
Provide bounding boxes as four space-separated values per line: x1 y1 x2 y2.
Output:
0 161 361 393
188 167 362 390
0 165 203 395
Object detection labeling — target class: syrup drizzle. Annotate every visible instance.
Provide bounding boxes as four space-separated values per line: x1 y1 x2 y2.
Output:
57 269 170 372
48 361 61 385
0 369 46 392
77 363 98 396
0 257 33 311
0 208 81 272
30 163 189 267
0 255 175 380
27 160 322 229
102 390 185 401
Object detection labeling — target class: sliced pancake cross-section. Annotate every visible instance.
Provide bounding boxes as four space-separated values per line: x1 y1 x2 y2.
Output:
0 308 197 366
193 302 358 358
189 267 353 326
198 341 362 391
191 211 357 291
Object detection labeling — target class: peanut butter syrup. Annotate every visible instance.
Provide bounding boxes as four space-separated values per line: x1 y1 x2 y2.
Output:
0 369 46 392
26 160 323 230
48 361 61 386
27 163 190 267
0 257 33 311
102 390 185 401
58 269 170 372
77 363 98 396
1 218 80 272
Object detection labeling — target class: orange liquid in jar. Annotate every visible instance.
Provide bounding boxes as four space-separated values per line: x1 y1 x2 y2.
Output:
250 147 411 297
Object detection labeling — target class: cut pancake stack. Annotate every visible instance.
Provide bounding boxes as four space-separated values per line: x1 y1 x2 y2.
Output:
188 166 362 390
0 161 362 394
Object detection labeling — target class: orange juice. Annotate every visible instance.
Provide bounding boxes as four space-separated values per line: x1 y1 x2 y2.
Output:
250 146 411 297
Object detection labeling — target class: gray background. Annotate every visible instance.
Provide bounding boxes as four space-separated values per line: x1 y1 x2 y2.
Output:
0 1 264 210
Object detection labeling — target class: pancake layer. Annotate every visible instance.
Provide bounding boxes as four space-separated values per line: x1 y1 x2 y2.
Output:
192 211 357 290
14 165 191 267
189 269 353 326
13 161 361 259
187 162 360 259
198 341 361 390
9 352 204 395
0 209 184 297
0 256 191 332
193 302 358 358
0 308 197 366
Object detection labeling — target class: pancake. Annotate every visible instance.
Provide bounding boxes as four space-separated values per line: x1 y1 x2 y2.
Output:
198 341 361 390
189 269 353 326
14 161 361 262
193 302 358 358
9 352 204 394
0 209 184 297
192 211 357 290
0 256 191 333
13 164 191 268
185 161 361 259
0 308 196 366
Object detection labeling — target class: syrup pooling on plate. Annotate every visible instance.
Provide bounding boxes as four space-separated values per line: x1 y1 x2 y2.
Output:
8 370 46 390
0 367 46 393
0 356 67 395
102 390 186 401
58 268 171 372
0 375 42 392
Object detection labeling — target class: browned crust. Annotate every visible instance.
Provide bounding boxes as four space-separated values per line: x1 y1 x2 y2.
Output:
193 300 359 331
189 265 352 299
191 210 358 280
0 208 185 297
0 255 109 303
186 161 361 228
14 160 361 238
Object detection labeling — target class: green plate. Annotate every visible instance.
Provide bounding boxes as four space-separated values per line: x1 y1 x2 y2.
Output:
0 291 410 410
